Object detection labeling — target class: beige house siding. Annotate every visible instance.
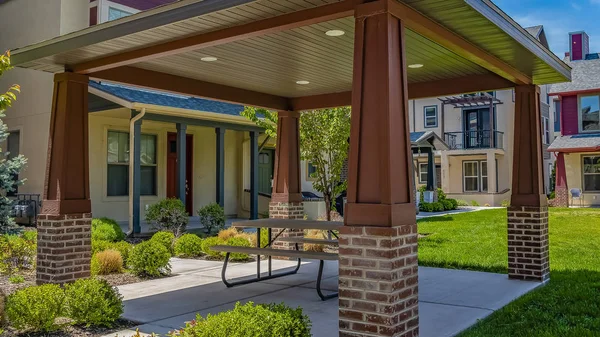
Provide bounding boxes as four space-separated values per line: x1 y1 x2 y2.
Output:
564 152 600 206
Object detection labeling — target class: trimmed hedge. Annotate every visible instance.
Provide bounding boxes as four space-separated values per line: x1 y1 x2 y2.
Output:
128 240 171 277
91 218 125 242
64 278 123 327
174 234 204 258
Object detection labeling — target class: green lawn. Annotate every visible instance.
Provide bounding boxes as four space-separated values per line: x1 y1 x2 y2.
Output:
417 208 600 337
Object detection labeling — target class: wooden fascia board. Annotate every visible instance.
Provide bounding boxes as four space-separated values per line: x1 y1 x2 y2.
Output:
89 66 291 111
380 0 532 85
71 0 365 74
291 74 515 111
143 113 263 132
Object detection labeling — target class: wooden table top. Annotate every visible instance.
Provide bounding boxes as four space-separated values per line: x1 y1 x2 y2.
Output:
232 218 343 231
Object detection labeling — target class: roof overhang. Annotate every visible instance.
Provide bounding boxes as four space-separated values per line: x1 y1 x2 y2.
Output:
9 0 571 110
411 131 449 151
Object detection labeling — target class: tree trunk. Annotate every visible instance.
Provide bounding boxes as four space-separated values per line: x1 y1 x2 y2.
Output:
324 193 332 221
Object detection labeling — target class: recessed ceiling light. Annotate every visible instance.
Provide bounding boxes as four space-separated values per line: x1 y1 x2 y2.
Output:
296 80 310 85
408 63 424 69
201 56 218 62
325 29 345 37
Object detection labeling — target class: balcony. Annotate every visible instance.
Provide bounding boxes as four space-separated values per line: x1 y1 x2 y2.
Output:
444 130 504 150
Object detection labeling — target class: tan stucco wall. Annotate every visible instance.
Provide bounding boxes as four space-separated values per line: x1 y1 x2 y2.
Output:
564 152 600 206
89 111 244 222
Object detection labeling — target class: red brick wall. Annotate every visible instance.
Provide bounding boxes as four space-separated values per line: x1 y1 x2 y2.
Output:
561 95 579 135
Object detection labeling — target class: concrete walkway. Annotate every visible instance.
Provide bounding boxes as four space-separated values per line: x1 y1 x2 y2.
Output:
108 258 541 337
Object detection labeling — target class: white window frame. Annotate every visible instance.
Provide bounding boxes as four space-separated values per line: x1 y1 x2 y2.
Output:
306 161 317 181
542 116 550 145
98 0 139 23
424 106 438 128
582 155 600 192
481 161 488 192
419 163 428 184
578 94 600 133
463 161 479 192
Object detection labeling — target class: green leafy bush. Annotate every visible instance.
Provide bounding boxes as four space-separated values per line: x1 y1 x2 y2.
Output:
456 199 469 207
447 198 458 210
92 218 125 242
21 230 36 244
174 234 203 258
198 203 225 234
6 284 65 332
8 275 24 284
92 240 132 266
471 200 480 206
201 236 225 259
128 240 171 277
92 239 112 254
0 235 36 274
441 199 454 211
146 199 189 237
151 231 175 254
226 237 251 261
91 250 123 275
170 302 311 337
501 199 510 207
419 202 445 213
64 278 123 327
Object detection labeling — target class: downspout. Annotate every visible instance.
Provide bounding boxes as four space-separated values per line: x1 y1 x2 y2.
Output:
128 108 146 235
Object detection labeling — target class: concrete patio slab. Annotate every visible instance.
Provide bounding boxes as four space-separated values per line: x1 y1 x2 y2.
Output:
109 259 542 337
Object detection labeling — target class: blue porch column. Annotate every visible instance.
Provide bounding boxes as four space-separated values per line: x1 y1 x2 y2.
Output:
216 128 225 208
132 111 142 234
249 131 259 220
176 123 187 205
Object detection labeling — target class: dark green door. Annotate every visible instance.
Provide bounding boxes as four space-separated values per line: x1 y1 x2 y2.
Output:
258 149 274 195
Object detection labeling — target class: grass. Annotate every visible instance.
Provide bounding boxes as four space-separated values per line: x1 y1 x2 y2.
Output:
417 208 600 337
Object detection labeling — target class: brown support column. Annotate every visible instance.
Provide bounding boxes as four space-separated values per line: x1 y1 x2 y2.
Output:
508 85 549 282
554 152 569 207
270 111 304 251
339 3 418 337
37 72 92 284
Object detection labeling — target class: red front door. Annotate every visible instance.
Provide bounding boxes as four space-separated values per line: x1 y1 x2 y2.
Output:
167 133 194 215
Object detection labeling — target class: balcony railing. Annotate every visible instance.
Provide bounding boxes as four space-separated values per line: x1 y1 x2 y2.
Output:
444 130 504 150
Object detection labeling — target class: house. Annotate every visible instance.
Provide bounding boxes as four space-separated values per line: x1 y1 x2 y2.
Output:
549 31 600 207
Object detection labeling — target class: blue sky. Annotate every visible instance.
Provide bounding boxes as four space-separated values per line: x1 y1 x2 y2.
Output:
494 0 600 56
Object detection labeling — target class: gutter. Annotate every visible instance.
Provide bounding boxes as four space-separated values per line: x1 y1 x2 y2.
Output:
127 108 146 236
548 146 600 153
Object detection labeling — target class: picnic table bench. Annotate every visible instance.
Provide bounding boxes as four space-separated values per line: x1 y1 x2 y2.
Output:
212 218 343 301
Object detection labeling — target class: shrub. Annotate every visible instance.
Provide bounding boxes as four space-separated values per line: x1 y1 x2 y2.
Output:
170 302 311 337
432 202 444 212
92 239 112 254
91 250 123 276
6 284 65 332
226 237 251 261
0 235 36 274
471 200 480 206
151 231 175 254
549 191 556 200
501 199 510 207
64 278 123 327
21 230 36 244
456 199 469 207
8 275 24 284
110 241 133 266
198 203 226 234
128 240 171 277
304 230 325 252
440 199 454 211
419 202 434 212
146 199 189 237
217 228 239 241
0 288 5 328
92 218 125 243
201 236 225 259
447 198 458 210
484 203 491 207
174 234 203 258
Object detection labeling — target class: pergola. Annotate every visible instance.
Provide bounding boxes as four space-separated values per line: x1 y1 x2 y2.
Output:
11 0 570 336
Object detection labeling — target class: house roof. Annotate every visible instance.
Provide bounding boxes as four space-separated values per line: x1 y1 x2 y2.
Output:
524 25 549 49
89 81 244 116
411 131 449 151
549 58 600 95
548 133 600 153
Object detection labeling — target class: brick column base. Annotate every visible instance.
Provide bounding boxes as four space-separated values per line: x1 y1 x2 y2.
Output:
339 225 419 337
269 202 304 253
554 187 569 207
37 213 92 284
507 206 549 282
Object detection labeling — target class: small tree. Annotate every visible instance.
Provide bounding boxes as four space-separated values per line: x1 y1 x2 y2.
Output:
241 106 351 221
0 52 26 233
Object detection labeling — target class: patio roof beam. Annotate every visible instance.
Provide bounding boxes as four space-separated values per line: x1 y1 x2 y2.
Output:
362 0 532 85
290 73 514 111
90 66 291 111
71 0 366 74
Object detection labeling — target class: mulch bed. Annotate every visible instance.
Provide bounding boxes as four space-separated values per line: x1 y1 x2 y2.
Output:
2 318 138 337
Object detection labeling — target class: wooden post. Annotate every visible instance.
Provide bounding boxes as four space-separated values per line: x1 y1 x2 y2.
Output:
176 123 187 205
339 3 418 336
216 128 225 208
37 72 92 284
554 153 569 207
250 131 259 220
132 111 142 234
508 85 549 282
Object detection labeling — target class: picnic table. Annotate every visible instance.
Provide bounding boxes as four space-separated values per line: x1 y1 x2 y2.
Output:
212 218 343 301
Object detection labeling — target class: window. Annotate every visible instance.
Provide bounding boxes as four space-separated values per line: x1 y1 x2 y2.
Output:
107 131 157 196
542 117 550 145
306 162 317 180
582 156 600 192
424 106 438 128
463 161 489 193
259 153 270 164
107 7 133 21
6 131 20 196
463 161 479 192
579 95 600 132
554 100 561 132
419 163 428 183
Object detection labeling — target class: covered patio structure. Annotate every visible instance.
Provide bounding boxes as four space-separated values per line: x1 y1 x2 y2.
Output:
11 0 570 335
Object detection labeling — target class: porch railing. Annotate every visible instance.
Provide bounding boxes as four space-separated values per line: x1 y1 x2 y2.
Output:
444 130 504 150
